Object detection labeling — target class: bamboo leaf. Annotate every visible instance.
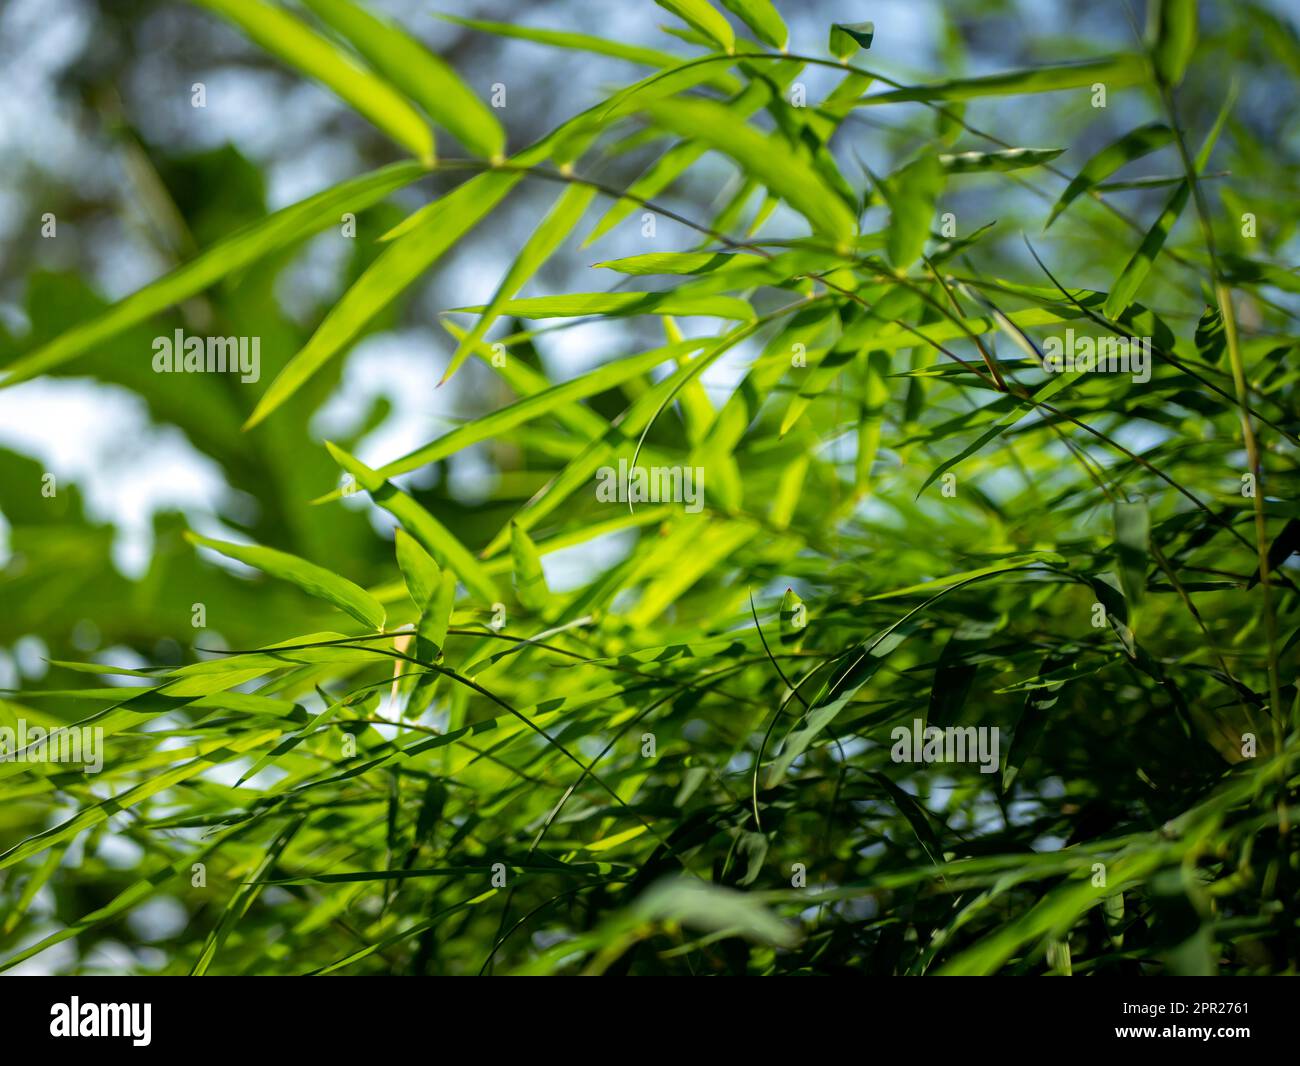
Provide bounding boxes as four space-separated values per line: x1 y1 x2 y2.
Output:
301 0 504 158
940 147 1064 173
450 291 754 320
883 153 945 269
655 0 735 52
510 522 550 611
325 442 500 603
1150 0 1198 87
185 532 386 630
1046 123 1174 228
644 96 858 243
245 169 520 428
720 0 787 49
194 0 433 161
1 162 426 387
829 21 874 59
443 183 594 384
861 56 1144 104
1101 179 1189 319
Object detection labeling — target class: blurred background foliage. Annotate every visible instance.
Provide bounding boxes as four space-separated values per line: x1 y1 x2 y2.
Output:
0 0 1297 975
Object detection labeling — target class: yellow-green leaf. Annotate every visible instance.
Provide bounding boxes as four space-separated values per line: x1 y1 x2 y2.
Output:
444 183 596 384
1046 123 1174 228
720 0 787 49
245 169 520 429
1 162 426 387
644 96 858 243
185 532 386 630
193 0 433 161
325 443 500 603
655 0 735 52
301 0 504 158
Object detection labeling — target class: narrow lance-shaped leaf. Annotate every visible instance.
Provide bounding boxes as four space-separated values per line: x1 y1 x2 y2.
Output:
645 96 858 244
1113 499 1150 625
882 153 945 269
719 0 787 49
1149 0 1198 87
1101 179 1189 319
583 76 777 246
395 529 456 712
443 183 596 384
395 527 442 610
450 291 754 321
1194 305 1225 363
300 0 504 158
193 0 433 162
655 0 735 52
829 21 874 59
1001 655 1068 792
318 338 706 498
1046 123 1175 229
325 442 500 603
1102 98 1229 320
860 55 1144 104
1 162 427 387
940 147 1064 174
778 587 805 647
510 522 551 612
436 15 728 75
244 169 521 429
185 532 385 630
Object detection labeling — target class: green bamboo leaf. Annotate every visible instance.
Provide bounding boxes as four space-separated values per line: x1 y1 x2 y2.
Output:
582 77 772 246
0 825 248 973
861 56 1144 104
720 0 787 49
655 0 735 52
245 169 520 429
644 96 858 243
940 147 1064 173
1101 179 1189 319
594 251 764 275
1 162 425 387
354 338 705 485
395 527 441 609
883 153 945 269
782 287 914 434
627 521 755 627
443 183 597 384
450 291 753 320
1194 305 1225 363
510 522 550 611
185 532 386 630
300 0 504 158
0 728 279 871
436 14 687 69
1113 499 1150 622
829 21 874 59
778 587 806 646
768 623 917 785
631 877 798 947
1046 123 1174 229
1149 0 1197 87
193 0 433 161
324 442 500 603
439 319 612 441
